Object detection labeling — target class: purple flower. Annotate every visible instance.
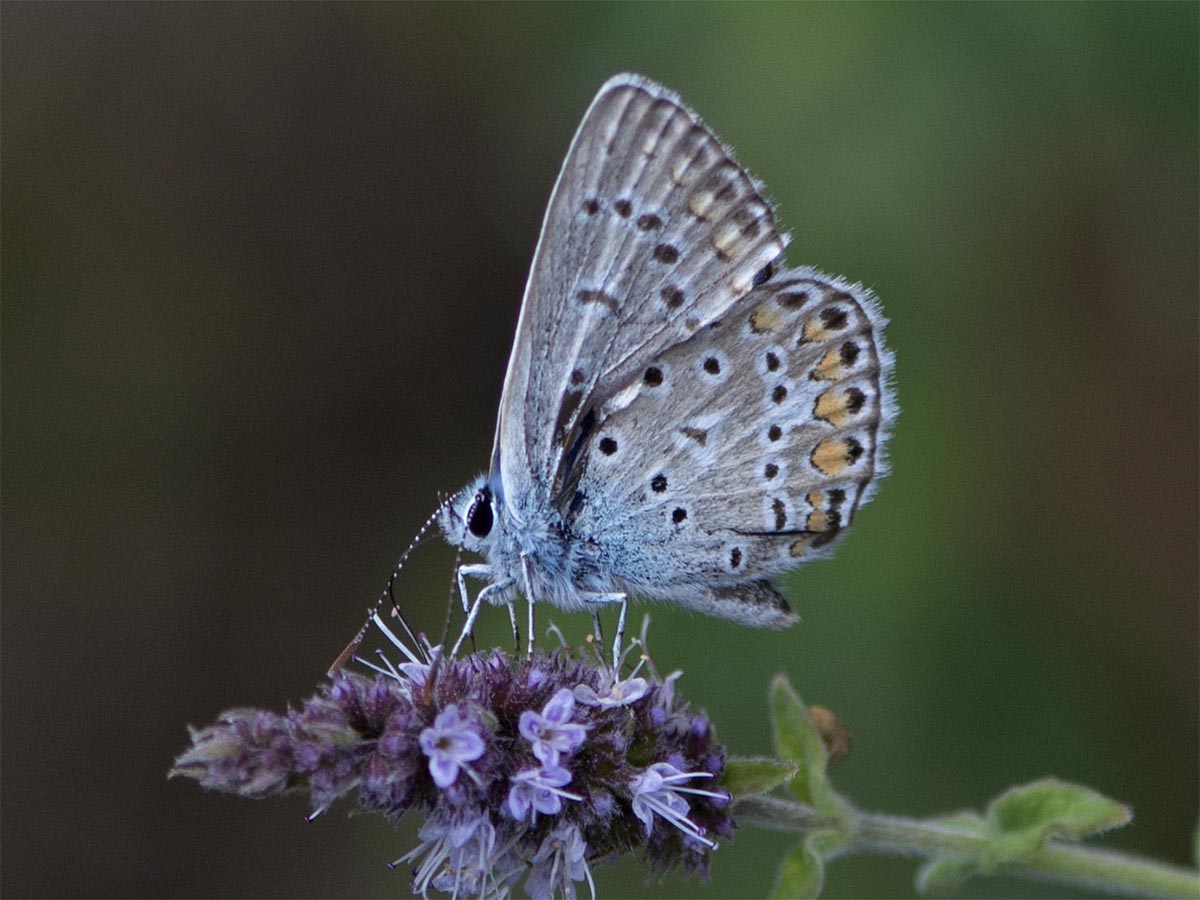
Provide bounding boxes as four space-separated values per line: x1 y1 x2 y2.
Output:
506 763 581 822
525 824 593 900
403 812 514 898
173 614 735 897
396 660 432 691
630 762 728 849
419 705 485 788
573 675 650 709
519 687 587 765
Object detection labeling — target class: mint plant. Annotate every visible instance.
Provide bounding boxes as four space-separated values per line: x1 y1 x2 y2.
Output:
172 620 1200 898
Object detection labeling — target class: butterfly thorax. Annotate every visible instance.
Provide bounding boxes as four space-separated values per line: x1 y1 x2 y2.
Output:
439 474 611 612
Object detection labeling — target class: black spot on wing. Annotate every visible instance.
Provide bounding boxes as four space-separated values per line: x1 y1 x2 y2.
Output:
653 243 680 264
821 306 849 330
576 290 620 313
661 285 685 308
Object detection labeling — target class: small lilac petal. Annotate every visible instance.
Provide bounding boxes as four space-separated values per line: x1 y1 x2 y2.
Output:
539 765 573 788
531 787 562 816
541 688 575 724
518 709 541 743
611 676 650 704
555 721 587 750
531 741 560 767
397 661 430 687
418 730 438 756
630 768 663 832
507 782 531 821
434 705 463 731
453 728 485 761
572 683 602 706
428 753 459 788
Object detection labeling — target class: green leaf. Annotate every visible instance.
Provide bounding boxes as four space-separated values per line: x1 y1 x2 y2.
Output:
770 841 825 900
982 778 1132 866
915 857 977 896
720 756 798 800
769 675 839 814
987 778 1131 839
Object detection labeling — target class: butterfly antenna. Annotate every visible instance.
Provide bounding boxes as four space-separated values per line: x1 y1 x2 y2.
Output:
327 499 447 675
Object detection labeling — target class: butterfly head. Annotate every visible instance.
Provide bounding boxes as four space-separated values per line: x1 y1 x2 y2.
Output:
438 474 499 554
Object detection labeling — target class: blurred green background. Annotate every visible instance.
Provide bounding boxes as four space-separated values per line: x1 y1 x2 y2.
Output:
3 4 1196 898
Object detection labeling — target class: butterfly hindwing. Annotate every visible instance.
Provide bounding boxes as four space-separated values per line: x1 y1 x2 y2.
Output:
572 268 893 609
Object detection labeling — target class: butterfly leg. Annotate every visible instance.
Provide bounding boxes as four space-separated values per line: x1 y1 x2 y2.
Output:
520 554 536 659
456 563 493 613
613 595 628 671
581 591 628 669
507 601 521 657
450 565 514 657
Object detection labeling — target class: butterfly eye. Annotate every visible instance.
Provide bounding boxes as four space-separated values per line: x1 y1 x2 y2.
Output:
466 487 494 538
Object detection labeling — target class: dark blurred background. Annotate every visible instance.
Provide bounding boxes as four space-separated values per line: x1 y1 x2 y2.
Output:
3 4 1196 898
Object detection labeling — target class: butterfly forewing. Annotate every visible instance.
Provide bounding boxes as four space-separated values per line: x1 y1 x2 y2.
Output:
493 74 787 503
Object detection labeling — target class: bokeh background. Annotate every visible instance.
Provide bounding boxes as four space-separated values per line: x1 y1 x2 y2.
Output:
3 4 1196 898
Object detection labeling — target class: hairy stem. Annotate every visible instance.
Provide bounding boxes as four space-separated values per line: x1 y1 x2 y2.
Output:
735 796 1200 899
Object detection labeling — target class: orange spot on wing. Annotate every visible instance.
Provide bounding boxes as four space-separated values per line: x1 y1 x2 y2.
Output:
811 437 862 476
749 306 782 334
814 388 850 427
811 347 844 381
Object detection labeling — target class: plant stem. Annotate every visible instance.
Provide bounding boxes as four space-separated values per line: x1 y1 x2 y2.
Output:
735 796 1200 899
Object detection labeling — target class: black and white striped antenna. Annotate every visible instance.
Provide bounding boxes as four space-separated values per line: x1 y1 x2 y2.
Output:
327 499 447 675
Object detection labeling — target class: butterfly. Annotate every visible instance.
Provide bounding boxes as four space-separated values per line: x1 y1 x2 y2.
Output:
436 73 893 663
